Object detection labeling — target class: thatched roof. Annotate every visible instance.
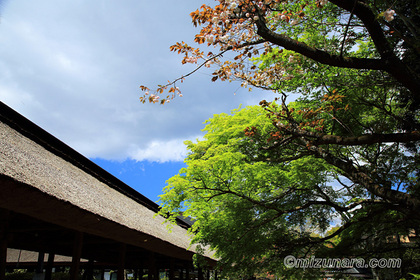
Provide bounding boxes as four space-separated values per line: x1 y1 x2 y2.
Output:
0 101 215 267
6 249 80 263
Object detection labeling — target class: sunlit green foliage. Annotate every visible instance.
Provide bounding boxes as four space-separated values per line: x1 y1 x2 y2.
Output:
160 102 418 278
153 0 420 278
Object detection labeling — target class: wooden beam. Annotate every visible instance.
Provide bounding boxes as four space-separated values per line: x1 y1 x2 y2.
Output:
0 237 6 280
136 268 144 280
198 268 204 280
185 267 189 280
0 210 10 280
169 258 175 280
33 252 46 280
133 269 138 280
138 269 144 280
148 253 156 280
154 267 159 280
117 244 126 280
45 253 55 280
36 252 45 273
69 232 83 280
179 268 184 280
85 259 94 280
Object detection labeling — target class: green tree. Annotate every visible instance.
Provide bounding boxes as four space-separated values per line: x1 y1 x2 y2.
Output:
143 0 420 278
160 104 418 278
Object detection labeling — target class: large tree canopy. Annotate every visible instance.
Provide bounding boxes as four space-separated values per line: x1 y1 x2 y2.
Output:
160 104 419 278
141 0 420 278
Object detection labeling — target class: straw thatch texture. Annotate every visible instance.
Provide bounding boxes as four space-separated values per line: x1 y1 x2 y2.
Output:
6 249 80 263
0 119 214 261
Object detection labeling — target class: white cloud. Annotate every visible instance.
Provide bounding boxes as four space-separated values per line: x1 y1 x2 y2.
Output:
129 138 189 163
0 0 275 162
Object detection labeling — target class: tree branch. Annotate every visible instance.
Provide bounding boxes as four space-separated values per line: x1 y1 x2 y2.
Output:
329 0 392 57
339 0 357 57
305 143 420 216
328 0 420 95
254 18 387 71
254 0 420 96
307 131 420 146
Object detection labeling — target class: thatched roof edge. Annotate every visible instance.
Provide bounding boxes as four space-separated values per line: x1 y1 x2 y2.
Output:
0 101 189 229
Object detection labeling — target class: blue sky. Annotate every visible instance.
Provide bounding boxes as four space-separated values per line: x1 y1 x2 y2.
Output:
0 1 277 202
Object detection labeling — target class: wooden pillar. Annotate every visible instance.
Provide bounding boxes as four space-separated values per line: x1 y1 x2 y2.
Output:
84 259 94 280
139 269 144 280
45 253 55 280
148 254 156 280
154 266 159 280
0 237 6 280
185 267 189 280
147 256 152 280
33 251 45 280
198 268 204 280
147 268 153 280
179 268 184 280
0 210 10 280
36 252 45 273
69 232 83 280
137 268 144 280
169 258 175 280
117 244 126 280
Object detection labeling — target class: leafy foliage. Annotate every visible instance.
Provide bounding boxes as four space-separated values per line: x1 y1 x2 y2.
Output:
160 104 419 278
145 0 420 278
141 0 420 105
